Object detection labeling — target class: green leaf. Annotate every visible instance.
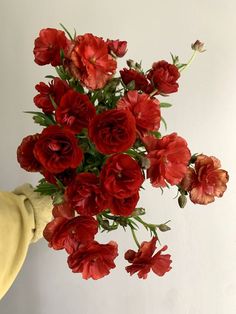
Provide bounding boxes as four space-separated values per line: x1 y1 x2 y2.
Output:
24 111 55 127
59 23 73 40
161 116 168 130
53 192 64 205
160 102 172 108
35 181 58 195
150 131 162 139
45 75 55 79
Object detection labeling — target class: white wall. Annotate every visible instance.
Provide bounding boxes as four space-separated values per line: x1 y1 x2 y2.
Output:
0 0 236 313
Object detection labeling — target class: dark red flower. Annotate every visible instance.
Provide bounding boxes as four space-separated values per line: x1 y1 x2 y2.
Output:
42 167 77 187
88 109 136 154
107 39 127 57
181 154 229 204
33 28 69 66
67 240 118 279
125 237 172 279
108 192 139 216
34 125 83 173
43 216 98 254
120 68 153 94
65 172 107 216
17 134 41 172
34 78 70 114
147 60 180 94
52 202 75 219
100 154 144 199
117 90 161 136
55 89 96 133
145 133 191 187
68 33 117 90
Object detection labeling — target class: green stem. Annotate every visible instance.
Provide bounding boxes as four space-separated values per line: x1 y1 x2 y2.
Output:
130 227 140 248
180 50 197 72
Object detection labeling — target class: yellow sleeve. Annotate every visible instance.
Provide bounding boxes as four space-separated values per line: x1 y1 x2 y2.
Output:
0 184 52 300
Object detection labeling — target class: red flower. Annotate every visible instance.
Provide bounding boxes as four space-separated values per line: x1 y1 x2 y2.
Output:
120 68 153 94
125 237 172 279
42 168 77 186
147 60 180 94
68 33 117 90
52 202 75 219
55 90 96 133
65 172 106 216
33 28 69 66
67 241 118 279
43 216 98 254
17 134 41 172
108 192 139 216
34 78 70 114
107 39 127 57
117 90 161 136
34 125 83 173
181 154 229 204
100 154 144 199
145 133 191 187
88 109 136 154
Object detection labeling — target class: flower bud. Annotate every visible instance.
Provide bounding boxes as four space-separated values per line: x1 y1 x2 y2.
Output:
191 40 206 53
158 224 171 232
178 194 187 208
141 156 151 169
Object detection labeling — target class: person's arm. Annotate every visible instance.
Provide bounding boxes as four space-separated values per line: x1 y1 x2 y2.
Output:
0 184 52 300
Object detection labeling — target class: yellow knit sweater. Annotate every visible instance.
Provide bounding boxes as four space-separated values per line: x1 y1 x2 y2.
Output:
0 184 52 300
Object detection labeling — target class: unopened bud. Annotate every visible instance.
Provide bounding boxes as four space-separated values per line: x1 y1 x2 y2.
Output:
178 194 187 208
127 59 136 68
158 224 171 232
141 156 151 169
191 40 206 53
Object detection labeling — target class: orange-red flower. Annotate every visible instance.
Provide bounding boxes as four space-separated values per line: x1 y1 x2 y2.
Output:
69 33 117 90
181 154 229 204
107 39 127 57
125 237 172 279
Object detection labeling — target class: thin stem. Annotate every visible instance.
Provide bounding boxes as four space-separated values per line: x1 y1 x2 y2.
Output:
180 50 197 72
130 227 140 248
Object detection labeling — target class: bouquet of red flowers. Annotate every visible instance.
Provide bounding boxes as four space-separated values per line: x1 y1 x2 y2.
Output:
17 25 229 280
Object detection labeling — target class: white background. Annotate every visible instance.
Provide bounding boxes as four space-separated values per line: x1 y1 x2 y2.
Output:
0 0 236 313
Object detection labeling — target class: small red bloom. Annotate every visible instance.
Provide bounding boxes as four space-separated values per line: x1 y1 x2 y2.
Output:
108 192 139 216
67 240 118 279
55 89 96 133
43 216 98 254
88 109 136 154
17 134 41 172
181 154 229 204
34 78 70 114
65 172 106 216
52 202 75 219
68 33 117 90
147 60 180 94
125 237 172 279
117 90 161 136
100 154 144 199
33 28 69 66
107 39 127 57
34 125 83 173
145 133 191 187
120 68 153 94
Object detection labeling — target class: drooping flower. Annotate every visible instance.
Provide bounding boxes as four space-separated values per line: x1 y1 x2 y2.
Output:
125 237 172 279
107 39 127 57
55 89 96 133
147 60 180 94
68 33 117 90
120 68 153 94
117 90 161 136
33 28 69 66
67 240 118 279
180 154 229 204
144 133 191 187
108 192 139 217
43 216 98 254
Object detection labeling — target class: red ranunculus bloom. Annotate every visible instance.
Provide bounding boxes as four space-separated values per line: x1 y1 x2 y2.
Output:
33 28 69 66
100 154 144 199
34 125 83 173
43 216 98 254
68 33 117 90
107 39 127 57
145 133 191 187
65 172 107 216
108 192 139 216
88 109 136 154
17 134 41 172
120 68 153 94
125 237 172 279
181 154 229 204
147 60 180 94
55 89 96 133
117 90 161 136
42 168 77 187
34 78 70 114
52 202 75 219
67 240 118 279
